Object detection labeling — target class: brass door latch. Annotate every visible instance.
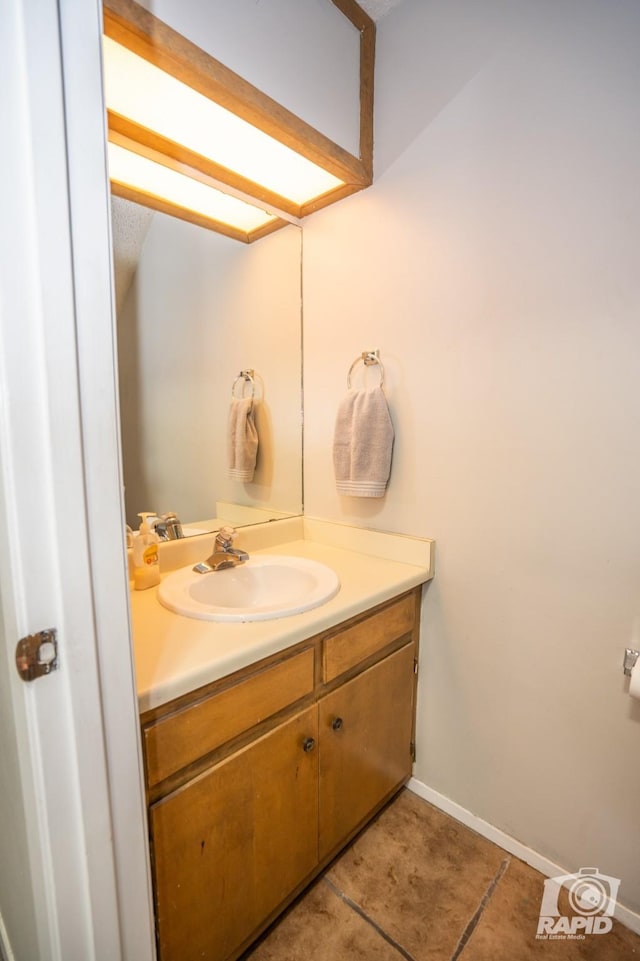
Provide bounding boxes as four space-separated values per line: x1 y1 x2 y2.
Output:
15 628 59 682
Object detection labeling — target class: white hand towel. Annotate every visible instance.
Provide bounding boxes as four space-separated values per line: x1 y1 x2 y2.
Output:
228 397 259 481
333 386 394 497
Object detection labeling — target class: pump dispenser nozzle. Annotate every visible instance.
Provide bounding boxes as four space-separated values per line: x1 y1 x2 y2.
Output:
138 512 155 532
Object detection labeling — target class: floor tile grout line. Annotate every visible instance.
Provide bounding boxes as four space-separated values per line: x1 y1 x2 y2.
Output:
322 875 418 961
449 857 511 961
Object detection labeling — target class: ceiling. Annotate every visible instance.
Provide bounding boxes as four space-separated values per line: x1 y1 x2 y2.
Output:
358 0 405 20
110 196 154 314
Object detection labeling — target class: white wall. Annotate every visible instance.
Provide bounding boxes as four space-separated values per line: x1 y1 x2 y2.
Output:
303 0 640 914
118 215 302 527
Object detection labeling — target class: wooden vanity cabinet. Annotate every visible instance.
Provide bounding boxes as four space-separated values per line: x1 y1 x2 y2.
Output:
151 707 319 961
142 587 421 961
318 642 416 861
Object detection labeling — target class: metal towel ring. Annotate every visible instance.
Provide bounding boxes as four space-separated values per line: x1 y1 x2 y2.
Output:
231 369 255 400
347 350 384 389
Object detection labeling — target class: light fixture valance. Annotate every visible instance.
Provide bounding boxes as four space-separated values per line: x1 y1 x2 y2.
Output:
103 0 374 242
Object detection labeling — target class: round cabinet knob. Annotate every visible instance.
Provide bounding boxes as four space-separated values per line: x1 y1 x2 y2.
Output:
302 737 316 753
332 717 344 731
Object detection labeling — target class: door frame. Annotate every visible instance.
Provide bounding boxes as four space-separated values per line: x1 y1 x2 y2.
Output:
0 0 155 957
60 0 156 954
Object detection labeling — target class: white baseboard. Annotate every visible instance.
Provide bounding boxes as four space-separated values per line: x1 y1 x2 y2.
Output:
408 777 640 936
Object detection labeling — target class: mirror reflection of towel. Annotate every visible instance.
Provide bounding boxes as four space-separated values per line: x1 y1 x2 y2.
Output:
333 386 394 497
228 397 258 481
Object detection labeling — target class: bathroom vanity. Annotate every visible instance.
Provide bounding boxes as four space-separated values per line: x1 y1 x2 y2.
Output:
130 520 433 961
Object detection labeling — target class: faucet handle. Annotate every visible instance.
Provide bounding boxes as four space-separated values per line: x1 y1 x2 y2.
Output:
215 526 237 550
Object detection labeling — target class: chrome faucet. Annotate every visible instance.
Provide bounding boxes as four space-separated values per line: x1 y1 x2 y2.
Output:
163 512 184 539
193 526 249 574
149 512 184 540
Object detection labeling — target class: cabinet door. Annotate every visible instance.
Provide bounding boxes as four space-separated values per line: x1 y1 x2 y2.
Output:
151 706 318 961
319 643 415 861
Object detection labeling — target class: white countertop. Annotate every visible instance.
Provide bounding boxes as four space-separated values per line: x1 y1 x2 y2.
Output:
130 520 434 713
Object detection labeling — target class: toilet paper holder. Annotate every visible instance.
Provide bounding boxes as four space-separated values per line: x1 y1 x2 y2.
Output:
623 648 640 676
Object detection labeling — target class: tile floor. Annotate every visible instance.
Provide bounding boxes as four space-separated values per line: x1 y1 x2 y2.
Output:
243 789 639 961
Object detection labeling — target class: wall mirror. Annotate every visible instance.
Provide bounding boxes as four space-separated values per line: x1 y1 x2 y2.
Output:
112 195 303 535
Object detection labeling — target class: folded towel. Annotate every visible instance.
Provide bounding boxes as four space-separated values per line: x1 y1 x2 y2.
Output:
228 397 259 481
333 386 394 497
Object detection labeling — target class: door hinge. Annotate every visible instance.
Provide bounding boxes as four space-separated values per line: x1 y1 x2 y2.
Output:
15 628 59 682
413 657 419 676
410 740 416 762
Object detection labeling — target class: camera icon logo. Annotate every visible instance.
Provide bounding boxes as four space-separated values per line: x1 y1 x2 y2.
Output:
568 868 617 916
537 868 621 939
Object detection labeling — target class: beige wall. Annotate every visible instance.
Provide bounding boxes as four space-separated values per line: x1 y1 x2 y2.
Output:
303 0 640 913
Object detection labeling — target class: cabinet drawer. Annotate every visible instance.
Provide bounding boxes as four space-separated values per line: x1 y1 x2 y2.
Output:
322 593 415 682
144 647 315 787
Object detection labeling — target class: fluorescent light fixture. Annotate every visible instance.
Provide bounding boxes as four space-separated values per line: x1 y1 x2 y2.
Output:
102 0 374 241
103 36 344 207
108 142 278 235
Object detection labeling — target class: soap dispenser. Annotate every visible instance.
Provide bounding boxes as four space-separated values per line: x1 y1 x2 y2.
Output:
133 512 161 590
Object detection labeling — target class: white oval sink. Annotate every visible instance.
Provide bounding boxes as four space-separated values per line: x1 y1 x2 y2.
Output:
158 555 340 622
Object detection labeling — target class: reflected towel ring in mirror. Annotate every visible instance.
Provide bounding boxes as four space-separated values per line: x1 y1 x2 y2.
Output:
232 369 256 400
347 350 384 389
